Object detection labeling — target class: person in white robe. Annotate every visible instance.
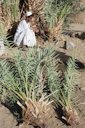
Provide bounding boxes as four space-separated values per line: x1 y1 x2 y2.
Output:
14 11 37 47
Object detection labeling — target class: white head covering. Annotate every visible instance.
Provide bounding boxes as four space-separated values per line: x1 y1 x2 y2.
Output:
26 11 32 17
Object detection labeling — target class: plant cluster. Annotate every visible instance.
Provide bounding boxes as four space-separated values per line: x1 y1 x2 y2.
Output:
0 46 79 127
0 46 59 127
49 58 79 125
0 0 80 43
44 0 78 38
2 0 20 22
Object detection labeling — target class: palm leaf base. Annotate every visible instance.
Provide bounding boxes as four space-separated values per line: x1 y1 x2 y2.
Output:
17 99 51 128
62 106 79 126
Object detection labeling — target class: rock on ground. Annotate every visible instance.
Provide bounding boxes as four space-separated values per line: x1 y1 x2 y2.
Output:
0 105 17 128
0 104 33 128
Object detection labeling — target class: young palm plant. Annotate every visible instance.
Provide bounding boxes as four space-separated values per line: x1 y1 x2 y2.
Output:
0 46 60 127
60 58 79 125
44 0 76 40
0 21 12 49
2 0 20 27
48 58 79 126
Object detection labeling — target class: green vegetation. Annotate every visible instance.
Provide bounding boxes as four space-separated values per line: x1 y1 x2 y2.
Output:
0 45 79 126
48 58 79 125
0 21 6 38
3 0 20 22
0 0 79 41
0 46 59 127
44 0 77 37
0 0 21 46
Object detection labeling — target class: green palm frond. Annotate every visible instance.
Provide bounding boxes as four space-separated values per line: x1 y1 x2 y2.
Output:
48 57 79 108
3 0 20 22
0 46 60 105
44 0 76 29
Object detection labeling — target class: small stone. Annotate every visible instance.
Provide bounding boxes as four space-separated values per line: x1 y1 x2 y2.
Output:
0 105 17 128
81 87 85 91
65 41 76 50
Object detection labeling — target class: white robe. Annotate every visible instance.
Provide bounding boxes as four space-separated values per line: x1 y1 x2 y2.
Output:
14 20 36 47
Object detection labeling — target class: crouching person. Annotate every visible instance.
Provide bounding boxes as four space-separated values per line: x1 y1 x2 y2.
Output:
14 11 37 47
